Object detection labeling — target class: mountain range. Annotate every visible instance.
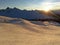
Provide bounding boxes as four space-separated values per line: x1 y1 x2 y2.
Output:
0 7 53 19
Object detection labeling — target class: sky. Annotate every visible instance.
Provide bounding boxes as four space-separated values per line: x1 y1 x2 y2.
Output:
0 0 60 10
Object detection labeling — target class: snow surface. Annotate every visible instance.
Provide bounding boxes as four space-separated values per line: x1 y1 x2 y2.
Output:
0 16 60 45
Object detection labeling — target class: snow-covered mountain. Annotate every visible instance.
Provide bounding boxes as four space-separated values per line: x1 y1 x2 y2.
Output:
0 7 53 19
0 7 60 45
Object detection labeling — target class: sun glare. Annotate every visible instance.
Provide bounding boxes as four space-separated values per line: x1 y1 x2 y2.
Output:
43 6 52 12
43 9 50 12
41 2 53 12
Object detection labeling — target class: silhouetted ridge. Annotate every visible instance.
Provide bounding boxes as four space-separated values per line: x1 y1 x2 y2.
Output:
0 7 58 21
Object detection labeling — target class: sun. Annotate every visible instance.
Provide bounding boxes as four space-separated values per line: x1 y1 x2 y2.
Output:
43 6 52 12
41 2 53 12
43 8 50 12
